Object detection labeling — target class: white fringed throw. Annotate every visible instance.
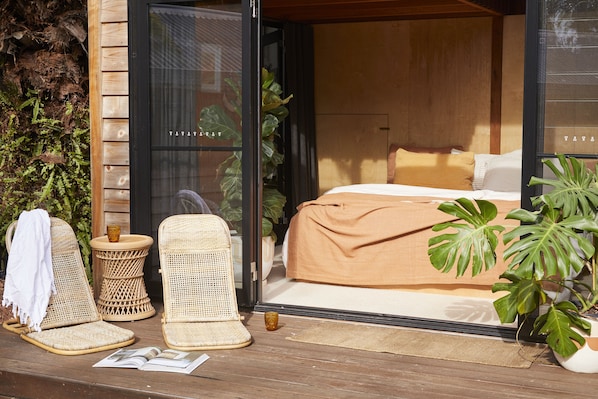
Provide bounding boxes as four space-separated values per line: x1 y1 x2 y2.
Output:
2 209 55 331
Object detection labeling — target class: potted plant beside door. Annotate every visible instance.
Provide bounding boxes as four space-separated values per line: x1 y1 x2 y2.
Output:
427 154 598 372
198 68 292 280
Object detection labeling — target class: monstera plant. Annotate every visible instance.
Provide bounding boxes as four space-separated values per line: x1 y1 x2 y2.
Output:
428 154 598 361
198 68 292 240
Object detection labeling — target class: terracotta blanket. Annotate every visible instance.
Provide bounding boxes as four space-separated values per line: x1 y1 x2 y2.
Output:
285 192 519 287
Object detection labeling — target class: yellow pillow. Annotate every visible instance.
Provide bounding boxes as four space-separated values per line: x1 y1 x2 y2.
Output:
393 149 474 190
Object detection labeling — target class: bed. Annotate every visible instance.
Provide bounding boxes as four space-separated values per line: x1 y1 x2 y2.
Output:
282 147 523 289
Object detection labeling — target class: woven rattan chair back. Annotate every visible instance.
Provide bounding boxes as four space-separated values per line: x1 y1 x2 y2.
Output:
159 214 241 323
6 218 100 329
158 214 252 350
3 216 135 355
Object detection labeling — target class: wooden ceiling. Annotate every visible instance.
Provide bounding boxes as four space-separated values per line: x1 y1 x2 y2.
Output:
262 0 526 24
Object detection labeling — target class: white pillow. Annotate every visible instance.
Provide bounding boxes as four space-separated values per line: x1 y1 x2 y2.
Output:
482 151 522 192
452 149 499 190
472 154 499 190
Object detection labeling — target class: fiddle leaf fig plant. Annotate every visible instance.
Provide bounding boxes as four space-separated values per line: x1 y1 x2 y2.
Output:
428 154 598 358
198 68 292 240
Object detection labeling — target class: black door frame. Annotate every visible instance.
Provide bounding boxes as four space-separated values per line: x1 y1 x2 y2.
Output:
128 0 261 306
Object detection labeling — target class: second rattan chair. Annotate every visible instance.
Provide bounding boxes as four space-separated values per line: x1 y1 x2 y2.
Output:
158 214 252 350
3 217 136 355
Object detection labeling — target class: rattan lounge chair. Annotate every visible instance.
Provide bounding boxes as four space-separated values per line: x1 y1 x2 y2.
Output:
2 217 135 355
158 214 252 350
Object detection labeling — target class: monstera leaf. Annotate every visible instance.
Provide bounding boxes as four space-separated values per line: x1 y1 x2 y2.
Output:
492 270 546 323
428 198 504 278
503 202 598 281
530 154 598 220
533 301 591 358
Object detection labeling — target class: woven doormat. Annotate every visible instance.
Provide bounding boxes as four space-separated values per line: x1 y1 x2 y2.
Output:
286 322 550 368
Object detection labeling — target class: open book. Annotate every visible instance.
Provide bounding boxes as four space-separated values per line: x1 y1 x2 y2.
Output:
93 346 209 374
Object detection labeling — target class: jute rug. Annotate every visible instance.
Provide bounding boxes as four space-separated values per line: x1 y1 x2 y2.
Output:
286 322 550 368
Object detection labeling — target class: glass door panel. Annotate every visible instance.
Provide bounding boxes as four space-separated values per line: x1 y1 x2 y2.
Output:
539 1 598 155
130 0 259 304
148 3 243 288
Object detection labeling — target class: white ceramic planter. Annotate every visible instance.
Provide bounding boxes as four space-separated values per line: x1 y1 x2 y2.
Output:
261 235 275 280
230 235 275 281
554 317 598 373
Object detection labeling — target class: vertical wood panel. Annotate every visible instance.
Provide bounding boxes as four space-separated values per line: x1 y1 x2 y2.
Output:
101 0 128 23
489 16 503 154
102 72 129 95
103 166 130 189
89 0 105 242
101 22 128 47
316 114 389 193
408 18 492 153
102 119 129 141
103 142 130 165
102 47 129 71
104 188 130 213
500 15 525 153
102 96 129 118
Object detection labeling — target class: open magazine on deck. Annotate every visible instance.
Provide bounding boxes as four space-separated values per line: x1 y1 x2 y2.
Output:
93 346 209 374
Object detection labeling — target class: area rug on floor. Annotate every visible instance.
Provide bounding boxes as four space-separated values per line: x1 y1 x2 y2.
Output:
286 322 549 368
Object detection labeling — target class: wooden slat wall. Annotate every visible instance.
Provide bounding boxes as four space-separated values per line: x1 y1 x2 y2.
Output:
90 0 130 236
89 0 130 295
313 16 525 190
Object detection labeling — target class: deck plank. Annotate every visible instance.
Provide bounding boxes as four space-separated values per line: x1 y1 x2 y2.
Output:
2 304 598 398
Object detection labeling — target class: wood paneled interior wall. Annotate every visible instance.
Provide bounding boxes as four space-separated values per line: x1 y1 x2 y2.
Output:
314 15 525 193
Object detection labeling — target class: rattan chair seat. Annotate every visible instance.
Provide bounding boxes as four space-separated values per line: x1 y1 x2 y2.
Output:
158 214 252 350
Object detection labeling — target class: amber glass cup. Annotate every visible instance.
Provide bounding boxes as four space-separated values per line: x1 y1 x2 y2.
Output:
264 311 279 331
107 224 121 242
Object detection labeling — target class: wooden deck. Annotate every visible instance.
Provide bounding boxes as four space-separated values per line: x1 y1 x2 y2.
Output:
2 303 598 399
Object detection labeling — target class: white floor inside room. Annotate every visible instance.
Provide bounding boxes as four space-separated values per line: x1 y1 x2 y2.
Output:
262 247 516 328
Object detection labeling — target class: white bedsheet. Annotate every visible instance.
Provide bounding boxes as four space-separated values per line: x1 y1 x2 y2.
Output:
324 183 520 202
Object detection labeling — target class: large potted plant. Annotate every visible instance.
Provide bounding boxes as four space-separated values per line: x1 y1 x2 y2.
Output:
428 154 598 372
198 68 292 279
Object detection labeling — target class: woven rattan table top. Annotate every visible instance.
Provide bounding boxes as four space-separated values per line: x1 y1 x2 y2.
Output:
90 234 153 251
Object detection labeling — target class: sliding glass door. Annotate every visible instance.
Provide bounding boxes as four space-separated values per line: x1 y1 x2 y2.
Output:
129 0 261 305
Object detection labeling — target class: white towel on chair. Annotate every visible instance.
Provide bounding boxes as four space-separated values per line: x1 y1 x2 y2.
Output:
2 209 55 331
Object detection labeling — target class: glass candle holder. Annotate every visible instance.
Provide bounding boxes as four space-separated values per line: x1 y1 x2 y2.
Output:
264 311 279 331
107 224 121 242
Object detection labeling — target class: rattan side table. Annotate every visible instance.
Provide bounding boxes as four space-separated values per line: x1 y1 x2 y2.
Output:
90 234 156 321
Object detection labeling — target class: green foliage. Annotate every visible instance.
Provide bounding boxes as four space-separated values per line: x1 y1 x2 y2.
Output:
0 88 91 279
534 301 590 358
503 204 598 280
429 198 504 277
428 155 598 358
198 68 292 239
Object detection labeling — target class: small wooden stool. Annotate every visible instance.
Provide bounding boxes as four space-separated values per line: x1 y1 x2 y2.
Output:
91 234 156 321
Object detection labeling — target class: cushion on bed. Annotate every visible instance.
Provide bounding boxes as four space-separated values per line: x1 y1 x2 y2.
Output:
387 144 463 183
481 150 522 192
393 149 475 190
452 149 500 191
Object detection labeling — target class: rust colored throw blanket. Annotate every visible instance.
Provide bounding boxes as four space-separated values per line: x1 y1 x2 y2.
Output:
285 192 518 287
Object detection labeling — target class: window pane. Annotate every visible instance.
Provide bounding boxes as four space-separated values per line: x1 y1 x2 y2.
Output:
147 4 243 287
541 1 598 154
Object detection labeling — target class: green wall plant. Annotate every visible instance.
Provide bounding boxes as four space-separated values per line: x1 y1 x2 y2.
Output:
0 87 91 279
